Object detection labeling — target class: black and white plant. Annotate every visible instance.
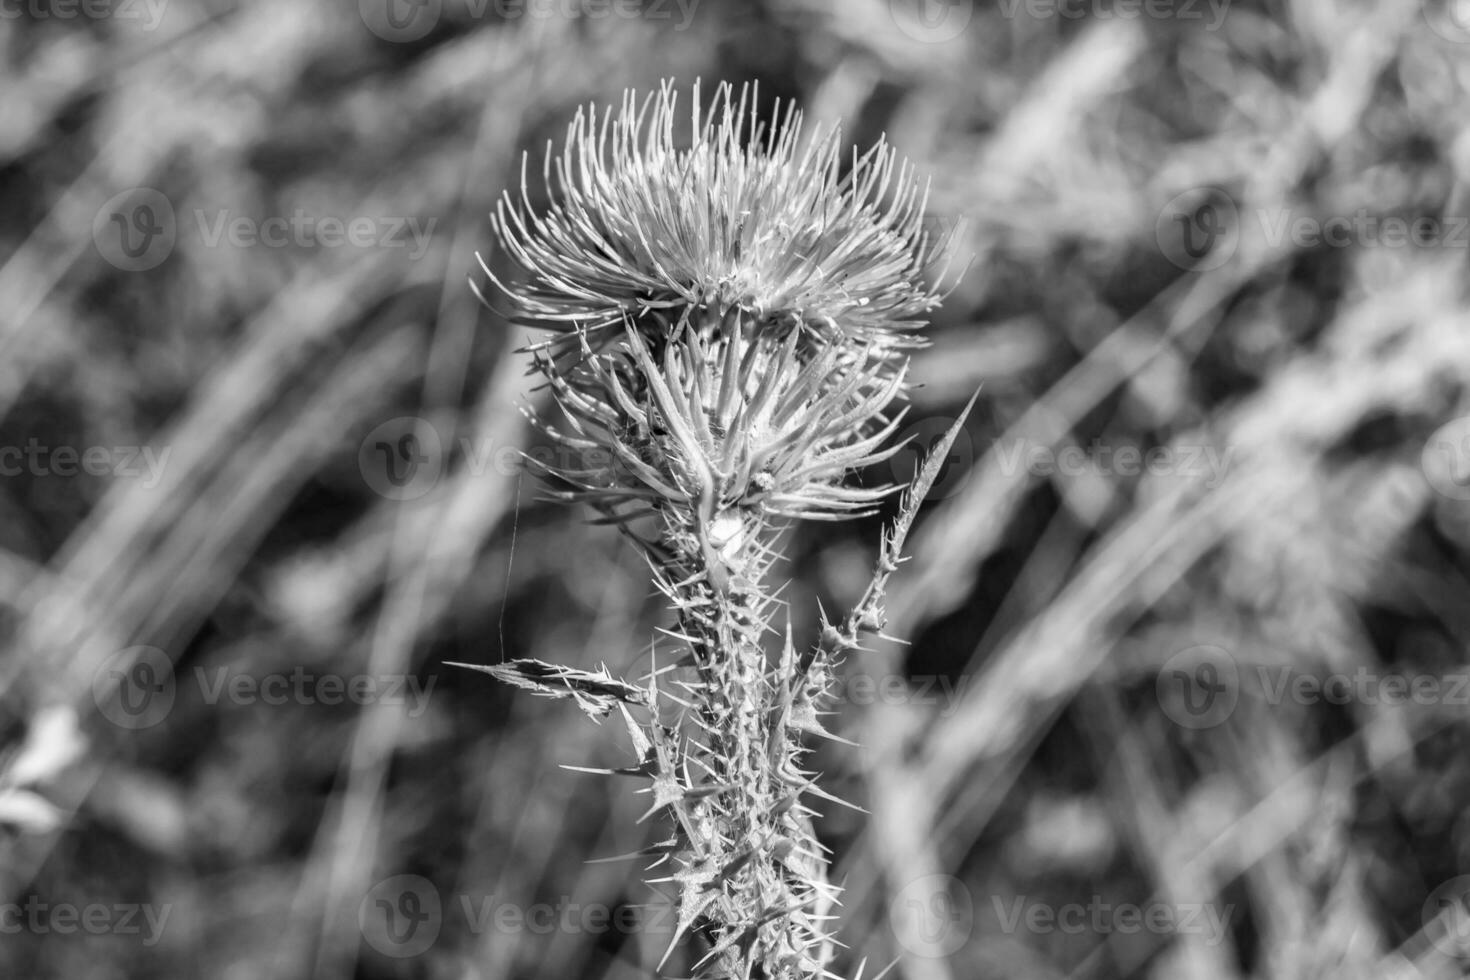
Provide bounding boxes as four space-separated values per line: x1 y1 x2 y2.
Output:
459 79 968 980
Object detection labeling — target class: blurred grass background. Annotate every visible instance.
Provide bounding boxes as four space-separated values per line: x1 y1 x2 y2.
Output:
4 0 1470 977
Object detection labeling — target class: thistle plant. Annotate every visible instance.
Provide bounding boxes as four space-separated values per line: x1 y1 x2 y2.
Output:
463 79 968 979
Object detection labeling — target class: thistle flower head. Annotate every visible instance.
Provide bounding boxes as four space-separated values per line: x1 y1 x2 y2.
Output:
486 79 954 530
526 316 911 529
486 78 953 360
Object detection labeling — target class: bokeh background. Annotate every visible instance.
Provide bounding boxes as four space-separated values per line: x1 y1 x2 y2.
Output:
4 0 1470 977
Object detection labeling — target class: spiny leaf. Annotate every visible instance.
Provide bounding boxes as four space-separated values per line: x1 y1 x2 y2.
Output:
449 659 647 720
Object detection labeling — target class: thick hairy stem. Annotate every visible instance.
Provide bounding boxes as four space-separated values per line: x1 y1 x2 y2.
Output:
657 499 834 979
